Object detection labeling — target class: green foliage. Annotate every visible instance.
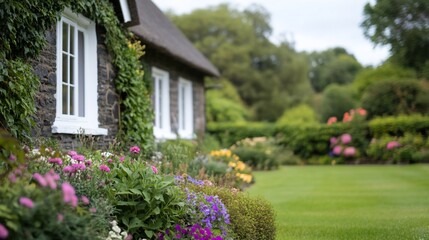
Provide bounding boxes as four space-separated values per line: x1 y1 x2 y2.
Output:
206 92 250 123
207 122 275 147
171 4 313 121
108 160 186 239
368 115 429 137
361 79 429 118
362 0 429 74
307 47 362 92
353 63 417 96
276 104 319 125
0 59 39 141
320 84 357 122
190 185 276 240
231 138 280 170
156 140 197 176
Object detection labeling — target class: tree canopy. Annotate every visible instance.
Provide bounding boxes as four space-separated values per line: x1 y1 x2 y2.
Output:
362 0 429 75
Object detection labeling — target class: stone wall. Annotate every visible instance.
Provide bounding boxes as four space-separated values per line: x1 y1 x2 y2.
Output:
32 26 119 149
143 45 207 137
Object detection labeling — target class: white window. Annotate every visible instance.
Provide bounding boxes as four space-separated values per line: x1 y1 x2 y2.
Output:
52 9 107 135
119 0 132 23
178 78 194 139
152 67 174 139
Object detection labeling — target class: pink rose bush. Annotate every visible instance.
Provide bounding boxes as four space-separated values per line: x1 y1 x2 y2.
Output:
330 133 359 162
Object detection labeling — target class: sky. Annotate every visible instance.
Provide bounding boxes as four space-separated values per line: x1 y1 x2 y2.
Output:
152 0 390 66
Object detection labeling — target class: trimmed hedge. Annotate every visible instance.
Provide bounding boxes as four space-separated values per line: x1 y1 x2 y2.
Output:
207 115 429 161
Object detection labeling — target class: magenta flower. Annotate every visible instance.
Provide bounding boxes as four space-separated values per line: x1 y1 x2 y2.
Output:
19 197 35 208
107 159 113 164
330 137 337 145
119 156 125 163
89 207 97 213
62 182 77 207
72 154 85 162
333 146 342 156
68 150 78 157
33 173 48 187
44 174 57 190
0 223 8 239
48 157 63 165
63 165 73 173
130 146 140 154
151 165 158 174
343 147 356 157
99 164 110 173
386 141 400 150
71 163 86 171
81 196 90 205
9 154 16 161
341 134 352 145
8 174 17 183
85 160 92 167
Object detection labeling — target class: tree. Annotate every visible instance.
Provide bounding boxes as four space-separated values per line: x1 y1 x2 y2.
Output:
307 47 362 92
362 0 429 75
170 4 313 121
320 84 357 122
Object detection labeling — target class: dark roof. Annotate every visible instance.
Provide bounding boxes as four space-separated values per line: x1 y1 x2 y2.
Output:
127 0 219 77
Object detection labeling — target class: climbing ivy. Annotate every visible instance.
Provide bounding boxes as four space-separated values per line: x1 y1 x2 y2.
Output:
0 0 154 150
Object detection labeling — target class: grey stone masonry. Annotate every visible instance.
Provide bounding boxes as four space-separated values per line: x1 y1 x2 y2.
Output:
31 26 120 149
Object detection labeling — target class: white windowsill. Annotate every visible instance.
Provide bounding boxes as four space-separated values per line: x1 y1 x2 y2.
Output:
52 122 108 136
154 130 177 140
177 131 195 140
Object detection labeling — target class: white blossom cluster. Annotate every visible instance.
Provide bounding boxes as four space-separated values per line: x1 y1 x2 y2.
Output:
106 221 128 240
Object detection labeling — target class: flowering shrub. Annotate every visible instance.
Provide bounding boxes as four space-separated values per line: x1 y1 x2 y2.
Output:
231 137 281 170
329 133 360 163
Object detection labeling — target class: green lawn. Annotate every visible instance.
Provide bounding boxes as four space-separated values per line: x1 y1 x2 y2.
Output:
247 165 429 240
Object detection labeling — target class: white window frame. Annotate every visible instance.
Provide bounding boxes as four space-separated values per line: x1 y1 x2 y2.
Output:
52 9 107 135
178 78 194 139
152 67 175 139
119 0 132 23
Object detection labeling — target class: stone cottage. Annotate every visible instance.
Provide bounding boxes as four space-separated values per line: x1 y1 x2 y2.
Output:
32 0 219 147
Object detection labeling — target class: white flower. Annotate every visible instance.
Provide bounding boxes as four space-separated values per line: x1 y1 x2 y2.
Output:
102 151 113 157
113 225 121 233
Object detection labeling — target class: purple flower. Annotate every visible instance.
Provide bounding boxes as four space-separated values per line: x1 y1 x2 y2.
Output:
130 146 140 154
71 163 86 171
81 196 90 205
63 165 73 173
72 154 85 162
68 150 77 157
99 164 110 173
341 134 352 145
0 223 8 239
9 154 16 161
48 157 63 165
85 160 92 167
151 165 158 174
19 197 34 208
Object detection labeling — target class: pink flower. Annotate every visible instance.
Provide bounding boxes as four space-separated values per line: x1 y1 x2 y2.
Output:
343 147 356 157
33 173 48 187
130 146 140 154
327 117 337 125
71 163 86 171
343 112 352 122
0 223 8 239
8 174 16 183
333 146 342 156
9 154 16 161
19 197 34 208
357 108 367 116
89 207 97 213
151 165 158 174
125 234 133 240
119 156 125 163
330 137 337 145
62 182 77 207
68 150 78 157
44 174 57 190
63 165 73 173
386 141 400 150
81 196 90 205
72 154 85 162
48 157 63 165
107 159 113 164
341 134 352 145
57 213 64 222
99 164 110 173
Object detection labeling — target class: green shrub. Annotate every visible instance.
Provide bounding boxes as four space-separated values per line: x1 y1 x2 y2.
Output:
320 84 357 122
190 185 276 240
361 79 429 119
156 140 197 176
276 104 319 125
231 137 280 170
108 160 186 239
369 115 429 137
207 122 275 147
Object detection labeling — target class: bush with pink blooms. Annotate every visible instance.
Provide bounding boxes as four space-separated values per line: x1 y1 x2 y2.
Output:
329 133 360 164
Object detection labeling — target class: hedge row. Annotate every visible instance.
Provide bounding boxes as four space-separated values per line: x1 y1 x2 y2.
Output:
207 115 429 159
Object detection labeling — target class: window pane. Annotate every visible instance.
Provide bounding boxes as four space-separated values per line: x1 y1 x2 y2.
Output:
78 31 85 117
70 86 75 116
62 22 68 52
181 85 186 130
62 54 68 83
70 56 74 85
70 25 75 55
62 84 68 115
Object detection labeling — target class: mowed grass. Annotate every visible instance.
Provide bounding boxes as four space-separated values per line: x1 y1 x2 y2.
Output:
247 165 429 240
